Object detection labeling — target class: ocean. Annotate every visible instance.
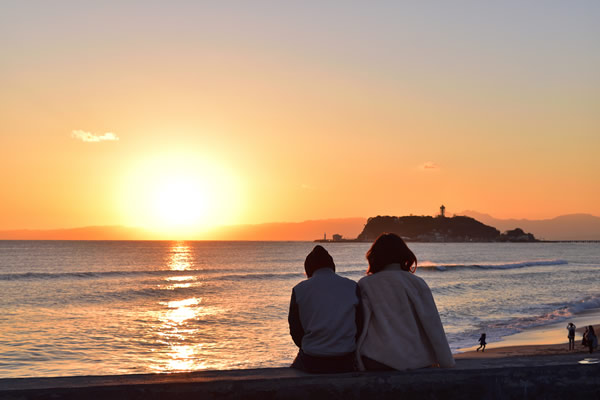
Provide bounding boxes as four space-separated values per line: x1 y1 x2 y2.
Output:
0 240 598 378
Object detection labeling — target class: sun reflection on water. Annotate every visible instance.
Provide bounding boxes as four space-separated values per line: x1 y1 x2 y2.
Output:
165 344 208 371
148 242 224 373
168 243 194 271
164 276 195 289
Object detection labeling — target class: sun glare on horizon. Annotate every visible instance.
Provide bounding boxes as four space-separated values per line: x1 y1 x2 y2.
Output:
152 175 208 227
118 153 243 236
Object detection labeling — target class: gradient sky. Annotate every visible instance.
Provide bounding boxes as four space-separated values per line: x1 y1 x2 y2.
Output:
1 1 599 235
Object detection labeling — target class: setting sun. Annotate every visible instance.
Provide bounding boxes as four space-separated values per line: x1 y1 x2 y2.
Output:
152 176 207 227
117 153 243 235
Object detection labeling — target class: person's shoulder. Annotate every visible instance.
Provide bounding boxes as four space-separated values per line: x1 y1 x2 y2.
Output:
292 278 310 291
334 273 358 287
357 273 374 286
360 270 430 290
408 271 428 285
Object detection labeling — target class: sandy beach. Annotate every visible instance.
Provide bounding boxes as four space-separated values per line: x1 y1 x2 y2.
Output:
451 323 600 375
456 341 596 359
457 323 599 359
458 316 600 355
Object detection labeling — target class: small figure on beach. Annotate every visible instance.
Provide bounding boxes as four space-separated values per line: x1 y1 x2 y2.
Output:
288 245 362 373
355 233 455 371
582 326 589 347
567 323 576 350
476 333 487 352
584 325 598 354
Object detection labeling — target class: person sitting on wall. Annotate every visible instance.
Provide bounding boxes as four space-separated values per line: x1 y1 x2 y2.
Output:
288 245 362 373
355 233 455 371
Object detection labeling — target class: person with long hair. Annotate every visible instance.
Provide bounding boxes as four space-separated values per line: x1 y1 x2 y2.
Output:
355 233 455 370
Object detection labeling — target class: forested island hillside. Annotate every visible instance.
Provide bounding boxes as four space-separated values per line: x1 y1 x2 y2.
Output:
356 215 501 242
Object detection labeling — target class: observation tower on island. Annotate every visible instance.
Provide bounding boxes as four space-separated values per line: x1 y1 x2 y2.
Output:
439 204 446 218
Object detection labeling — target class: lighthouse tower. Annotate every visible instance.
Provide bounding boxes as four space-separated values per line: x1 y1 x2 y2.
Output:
440 205 446 218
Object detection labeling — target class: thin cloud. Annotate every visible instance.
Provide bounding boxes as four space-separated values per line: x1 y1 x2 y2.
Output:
71 130 119 142
420 162 440 171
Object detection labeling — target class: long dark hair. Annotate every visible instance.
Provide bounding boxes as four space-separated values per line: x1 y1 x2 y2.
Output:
366 233 417 274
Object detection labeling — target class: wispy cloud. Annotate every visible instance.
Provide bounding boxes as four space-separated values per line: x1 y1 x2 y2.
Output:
71 130 119 142
420 162 440 170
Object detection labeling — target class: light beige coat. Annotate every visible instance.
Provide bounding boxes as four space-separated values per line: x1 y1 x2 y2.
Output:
356 264 455 370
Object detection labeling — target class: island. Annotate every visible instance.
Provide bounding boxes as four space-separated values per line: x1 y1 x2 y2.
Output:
356 214 501 242
316 206 538 243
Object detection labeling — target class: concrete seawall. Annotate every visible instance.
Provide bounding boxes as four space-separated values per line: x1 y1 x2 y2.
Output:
1 357 599 399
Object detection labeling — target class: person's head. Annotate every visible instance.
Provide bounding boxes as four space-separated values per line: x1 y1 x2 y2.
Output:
589 325 595 335
366 233 417 274
304 245 335 277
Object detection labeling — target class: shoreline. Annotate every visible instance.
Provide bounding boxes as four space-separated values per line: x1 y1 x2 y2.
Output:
457 308 600 354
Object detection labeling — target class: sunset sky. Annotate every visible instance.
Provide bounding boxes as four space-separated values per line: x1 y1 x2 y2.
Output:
1 2 599 237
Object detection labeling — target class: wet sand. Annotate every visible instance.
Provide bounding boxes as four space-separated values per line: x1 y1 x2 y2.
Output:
452 323 600 373
456 339 597 360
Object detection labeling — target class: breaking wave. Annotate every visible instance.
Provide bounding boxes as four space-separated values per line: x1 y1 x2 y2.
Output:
420 259 568 271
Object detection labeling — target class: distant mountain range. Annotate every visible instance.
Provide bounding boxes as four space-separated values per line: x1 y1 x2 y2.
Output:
459 211 600 240
0 226 157 240
0 218 366 241
201 218 366 241
0 213 598 240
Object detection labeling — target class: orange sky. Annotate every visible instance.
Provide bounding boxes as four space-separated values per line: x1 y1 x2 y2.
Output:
1 2 599 238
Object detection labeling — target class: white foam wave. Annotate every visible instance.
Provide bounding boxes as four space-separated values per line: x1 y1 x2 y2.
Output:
452 294 600 349
420 259 568 271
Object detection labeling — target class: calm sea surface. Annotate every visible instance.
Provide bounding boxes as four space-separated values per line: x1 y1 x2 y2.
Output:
0 240 598 378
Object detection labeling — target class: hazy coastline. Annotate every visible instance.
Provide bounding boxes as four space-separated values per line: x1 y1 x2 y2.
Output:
1 213 599 241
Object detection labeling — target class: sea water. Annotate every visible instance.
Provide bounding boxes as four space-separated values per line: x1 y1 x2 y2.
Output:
0 240 598 378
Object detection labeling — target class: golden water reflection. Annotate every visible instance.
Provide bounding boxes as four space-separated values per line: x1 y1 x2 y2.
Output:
164 242 197 290
151 294 224 372
150 242 223 372
168 242 194 271
165 276 195 289
165 344 208 371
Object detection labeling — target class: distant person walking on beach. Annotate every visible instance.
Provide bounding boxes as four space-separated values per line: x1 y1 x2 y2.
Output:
567 323 576 350
476 333 487 352
585 325 598 354
355 233 455 371
288 245 361 373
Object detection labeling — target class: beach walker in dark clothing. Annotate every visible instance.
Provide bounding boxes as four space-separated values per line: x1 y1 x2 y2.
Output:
288 245 362 373
567 323 576 350
476 333 487 352
585 326 598 354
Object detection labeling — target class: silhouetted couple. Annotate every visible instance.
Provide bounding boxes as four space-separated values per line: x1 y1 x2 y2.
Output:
288 233 455 373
